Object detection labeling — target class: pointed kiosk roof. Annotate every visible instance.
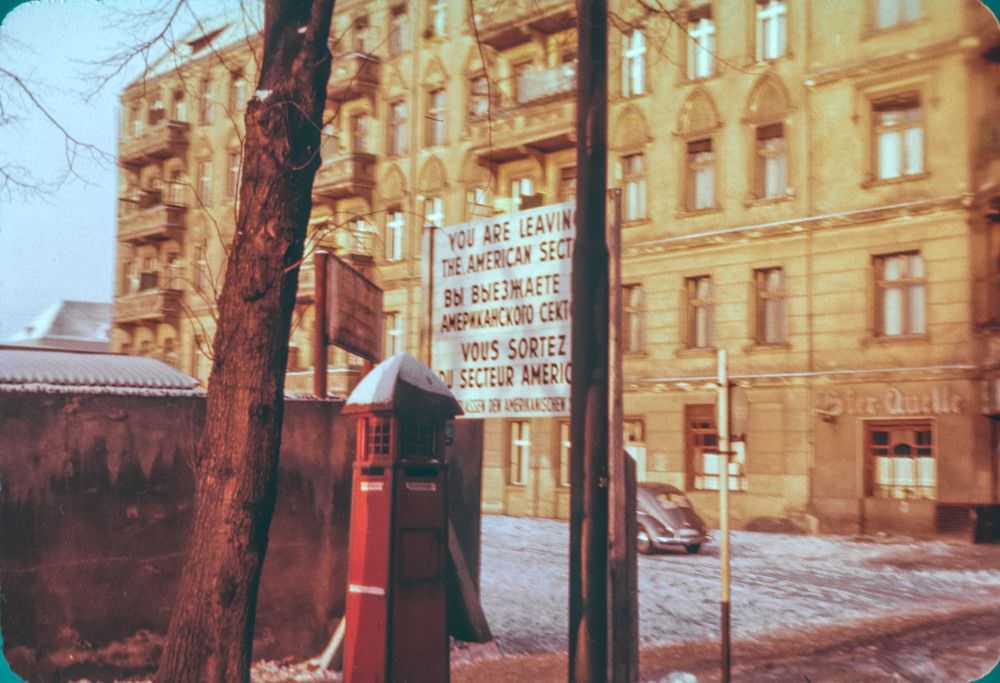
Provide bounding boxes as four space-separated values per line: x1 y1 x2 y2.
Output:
344 352 462 419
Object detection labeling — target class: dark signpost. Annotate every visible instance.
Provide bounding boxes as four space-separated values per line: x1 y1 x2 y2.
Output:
313 250 383 398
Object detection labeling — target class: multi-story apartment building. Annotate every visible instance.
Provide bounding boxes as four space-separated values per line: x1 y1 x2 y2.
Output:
113 0 1000 535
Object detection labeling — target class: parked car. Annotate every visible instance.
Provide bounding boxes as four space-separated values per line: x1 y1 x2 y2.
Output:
636 483 710 555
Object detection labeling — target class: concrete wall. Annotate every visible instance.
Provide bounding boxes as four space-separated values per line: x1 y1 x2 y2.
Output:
0 391 353 681
0 390 484 681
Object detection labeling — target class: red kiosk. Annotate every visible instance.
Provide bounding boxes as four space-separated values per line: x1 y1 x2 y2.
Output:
341 352 462 683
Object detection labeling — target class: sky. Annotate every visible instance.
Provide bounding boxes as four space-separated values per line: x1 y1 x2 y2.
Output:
0 0 236 341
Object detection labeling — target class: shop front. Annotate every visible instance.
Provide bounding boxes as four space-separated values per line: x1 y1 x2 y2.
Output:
811 378 990 536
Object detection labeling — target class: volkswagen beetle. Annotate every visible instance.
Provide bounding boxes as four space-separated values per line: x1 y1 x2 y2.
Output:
636 482 710 555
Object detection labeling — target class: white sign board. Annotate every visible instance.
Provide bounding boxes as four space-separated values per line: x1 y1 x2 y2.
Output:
431 202 575 418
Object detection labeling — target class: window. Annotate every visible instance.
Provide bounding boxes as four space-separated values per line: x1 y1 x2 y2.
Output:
686 404 747 491
198 78 212 125
755 123 787 199
622 29 646 97
193 245 208 293
389 101 408 156
425 195 444 228
130 104 143 137
353 16 371 53
625 419 647 482
226 151 240 197
558 421 571 487
874 95 924 180
148 98 165 126
874 252 925 336
321 123 339 160
624 284 644 352
426 88 446 146
384 311 403 356
428 0 447 38
139 256 158 291
508 421 530 485
122 258 135 293
866 421 934 499
161 339 174 362
197 160 213 204
510 177 534 211
386 208 405 261
754 267 786 344
622 153 647 221
687 8 715 80
466 186 488 219
229 70 247 112
353 218 375 255
875 0 921 29
165 252 181 289
755 0 787 61
389 6 410 56
558 166 576 203
686 275 714 348
167 169 184 205
350 113 369 154
171 90 187 122
687 138 715 210
469 75 489 119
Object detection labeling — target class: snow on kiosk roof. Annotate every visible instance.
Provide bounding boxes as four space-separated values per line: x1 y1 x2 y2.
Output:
343 352 462 419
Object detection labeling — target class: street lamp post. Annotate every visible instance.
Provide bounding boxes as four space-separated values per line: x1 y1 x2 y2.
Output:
717 348 731 683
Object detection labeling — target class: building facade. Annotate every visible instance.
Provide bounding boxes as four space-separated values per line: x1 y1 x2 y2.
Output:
113 0 1000 534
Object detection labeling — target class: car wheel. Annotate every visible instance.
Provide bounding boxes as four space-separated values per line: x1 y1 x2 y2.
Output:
637 527 653 555
684 543 701 554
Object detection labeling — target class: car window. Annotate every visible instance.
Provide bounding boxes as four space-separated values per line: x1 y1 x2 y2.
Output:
655 491 692 509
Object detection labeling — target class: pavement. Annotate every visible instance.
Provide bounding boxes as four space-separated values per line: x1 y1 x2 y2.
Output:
450 516 1000 682
452 603 1000 682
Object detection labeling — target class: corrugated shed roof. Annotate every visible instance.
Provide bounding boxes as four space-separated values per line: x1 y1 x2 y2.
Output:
0 347 201 395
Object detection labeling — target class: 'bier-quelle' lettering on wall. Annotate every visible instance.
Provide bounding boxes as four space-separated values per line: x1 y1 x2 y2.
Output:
816 385 964 418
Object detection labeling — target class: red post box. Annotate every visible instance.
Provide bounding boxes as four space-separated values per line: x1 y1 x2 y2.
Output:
341 352 463 683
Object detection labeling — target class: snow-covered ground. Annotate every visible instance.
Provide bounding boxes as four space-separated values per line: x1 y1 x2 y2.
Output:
70 515 1000 682
478 515 1000 656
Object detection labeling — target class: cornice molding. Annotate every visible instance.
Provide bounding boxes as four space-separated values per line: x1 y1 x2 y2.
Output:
804 34 981 88
624 194 969 259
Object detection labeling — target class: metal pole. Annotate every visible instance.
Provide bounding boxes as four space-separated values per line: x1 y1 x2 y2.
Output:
313 250 329 398
425 224 435 366
717 349 731 683
570 0 609 679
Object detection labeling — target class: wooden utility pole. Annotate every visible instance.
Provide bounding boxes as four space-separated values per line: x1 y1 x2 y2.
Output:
607 188 638 682
569 0 609 680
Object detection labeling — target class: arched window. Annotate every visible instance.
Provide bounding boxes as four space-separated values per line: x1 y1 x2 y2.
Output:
746 77 791 200
678 90 721 211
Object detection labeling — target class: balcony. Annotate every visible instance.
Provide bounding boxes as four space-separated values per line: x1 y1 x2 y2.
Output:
120 121 189 168
114 287 183 325
327 53 380 102
313 152 376 202
469 63 576 163
471 0 575 50
119 190 186 243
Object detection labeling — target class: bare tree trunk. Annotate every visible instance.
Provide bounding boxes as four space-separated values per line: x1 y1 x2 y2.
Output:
156 3 334 681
